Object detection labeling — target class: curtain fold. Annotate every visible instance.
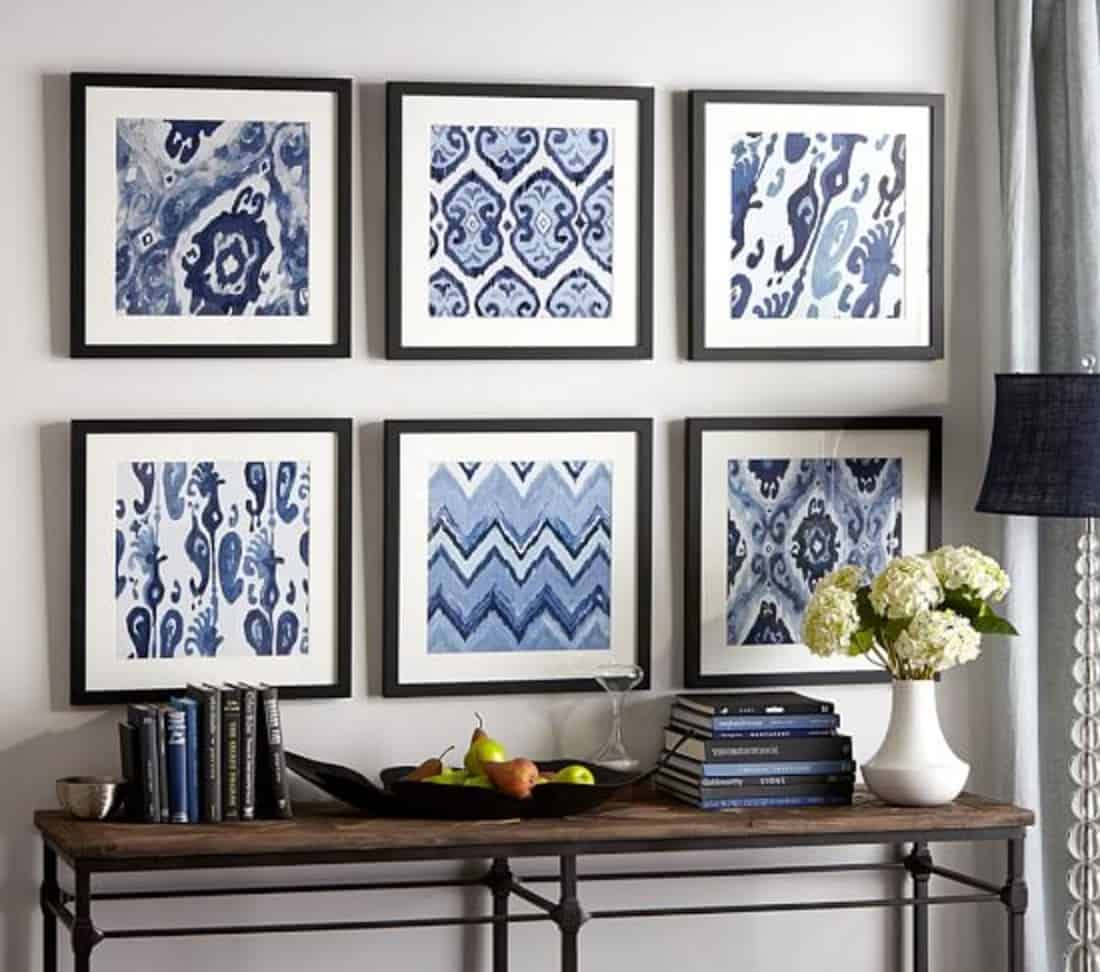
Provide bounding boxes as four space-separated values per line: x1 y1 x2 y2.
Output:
994 1 1100 969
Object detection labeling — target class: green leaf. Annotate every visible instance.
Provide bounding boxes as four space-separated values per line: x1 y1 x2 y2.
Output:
855 588 879 628
943 589 983 622
849 629 876 656
972 602 1019 636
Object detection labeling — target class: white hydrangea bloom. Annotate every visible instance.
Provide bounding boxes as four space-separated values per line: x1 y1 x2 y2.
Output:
927 545 1011 602
802 586 860 658
869 555 944 619
894 609 982 672
817 563 865 594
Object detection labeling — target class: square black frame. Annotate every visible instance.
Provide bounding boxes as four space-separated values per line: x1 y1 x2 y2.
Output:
386 82 654 360
71 418 353 705
383 418 653 696
683 415 943 688
688 90 945 361
71 72 353 358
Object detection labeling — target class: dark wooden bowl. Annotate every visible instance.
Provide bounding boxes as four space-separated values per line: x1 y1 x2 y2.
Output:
287 752 642 820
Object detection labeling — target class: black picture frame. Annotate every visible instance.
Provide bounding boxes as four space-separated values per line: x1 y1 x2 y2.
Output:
683 416 943 688
386 82 654 360
71 418 353 705
71 72 353 358
383 418 653 696
688 90 945 361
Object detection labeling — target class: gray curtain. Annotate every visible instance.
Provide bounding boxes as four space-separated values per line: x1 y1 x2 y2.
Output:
994 1 1100 969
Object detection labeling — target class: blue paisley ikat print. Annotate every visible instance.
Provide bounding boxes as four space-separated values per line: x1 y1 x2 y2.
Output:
116 119 310 316
726 458 902 645
428 125 614 319
729 131 906 321
115 461 310 660
427 461 612 652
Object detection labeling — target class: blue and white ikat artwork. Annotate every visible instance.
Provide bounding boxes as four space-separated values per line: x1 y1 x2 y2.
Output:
729 132 906 320
115 461 311 659
726 458 902 645
116 119 310 316
427 461 612 652
428 125 614 319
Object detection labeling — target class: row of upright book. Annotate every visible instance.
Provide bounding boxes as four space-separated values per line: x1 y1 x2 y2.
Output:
119 684 292 824
657 691 855 811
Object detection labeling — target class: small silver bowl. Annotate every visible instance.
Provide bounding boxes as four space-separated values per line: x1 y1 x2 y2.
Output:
56 776 126 821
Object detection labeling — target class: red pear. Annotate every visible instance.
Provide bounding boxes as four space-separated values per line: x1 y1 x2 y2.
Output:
485 758 540 799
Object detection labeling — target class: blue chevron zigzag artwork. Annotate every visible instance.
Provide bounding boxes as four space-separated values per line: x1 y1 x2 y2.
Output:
428 125 615 319
427 460 613 653
727 457 902 646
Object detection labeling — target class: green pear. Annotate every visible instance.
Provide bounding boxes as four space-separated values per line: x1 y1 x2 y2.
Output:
463 713 506 776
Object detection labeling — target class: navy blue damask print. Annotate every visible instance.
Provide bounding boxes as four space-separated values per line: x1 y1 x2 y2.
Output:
726 457 902 646
116 118 310 317
428 125 614 319
116 460 310 659
728 131 905 321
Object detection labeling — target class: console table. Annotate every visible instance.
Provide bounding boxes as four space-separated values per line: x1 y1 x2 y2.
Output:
35 790 1033 972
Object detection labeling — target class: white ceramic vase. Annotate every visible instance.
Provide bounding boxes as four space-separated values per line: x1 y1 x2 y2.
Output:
862 679 969 807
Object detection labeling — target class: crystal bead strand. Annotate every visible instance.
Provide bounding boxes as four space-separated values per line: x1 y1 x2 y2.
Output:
1068 520 1100 970
1069 355 1100 972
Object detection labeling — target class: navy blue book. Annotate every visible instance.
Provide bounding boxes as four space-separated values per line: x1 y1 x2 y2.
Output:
126 704 160 823
671 705 840 734
171 696 200 824
657 769 854 802
665 729 853 763
677 692 834 716
165 708 189 823
662 751 856 778
657 784 853 811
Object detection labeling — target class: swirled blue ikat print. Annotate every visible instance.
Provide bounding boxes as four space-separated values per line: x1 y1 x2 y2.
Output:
428 461 612 652
726 457 902 645
116 119 310 316
116 460 311 659
428 125 614 319
728 132 906 321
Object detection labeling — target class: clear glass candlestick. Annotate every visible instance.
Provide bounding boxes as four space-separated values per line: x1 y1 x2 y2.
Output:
590 664 644 772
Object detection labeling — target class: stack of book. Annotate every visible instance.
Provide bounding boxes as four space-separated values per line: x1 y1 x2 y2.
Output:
118 684 292 824
657 691 856 811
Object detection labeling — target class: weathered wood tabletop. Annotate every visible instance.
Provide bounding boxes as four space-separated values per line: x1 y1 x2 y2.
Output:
35 790 1034 869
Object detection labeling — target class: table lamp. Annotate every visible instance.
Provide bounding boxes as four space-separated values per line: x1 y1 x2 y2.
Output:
976 358 1100 972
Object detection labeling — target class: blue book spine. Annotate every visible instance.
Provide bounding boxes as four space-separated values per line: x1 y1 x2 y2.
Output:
704 728 834 739
699 760 856 777
710 714 840 732
695 794 853 810
172 698 200 824
165 709 189 823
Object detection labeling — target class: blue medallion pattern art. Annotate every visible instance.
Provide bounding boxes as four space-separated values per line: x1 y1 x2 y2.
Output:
115 460 311 659
726 457 902 645
427 461 612 652
115 118 310 316
428 125 614 319
728 131 906 321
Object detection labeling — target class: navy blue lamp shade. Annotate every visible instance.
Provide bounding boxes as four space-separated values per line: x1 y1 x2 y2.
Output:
976 373 1100 518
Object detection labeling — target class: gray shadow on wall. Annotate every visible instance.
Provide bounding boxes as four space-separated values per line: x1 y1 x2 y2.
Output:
40 423 71 712
0 714 118 972
359 422 385 695
359 83 387 360
670 92 691 359
41 74 69 357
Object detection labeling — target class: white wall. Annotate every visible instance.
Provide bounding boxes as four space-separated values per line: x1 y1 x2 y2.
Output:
0 0 1004 969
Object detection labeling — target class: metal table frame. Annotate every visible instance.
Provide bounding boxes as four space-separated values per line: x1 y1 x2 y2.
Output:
39 825 1028 971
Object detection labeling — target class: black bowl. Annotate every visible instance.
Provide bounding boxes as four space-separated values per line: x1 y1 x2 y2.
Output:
287 751 643 820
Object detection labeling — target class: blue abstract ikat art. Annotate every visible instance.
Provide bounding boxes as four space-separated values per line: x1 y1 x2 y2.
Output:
726 457 902 646
115 118 310 317
428 125 614 320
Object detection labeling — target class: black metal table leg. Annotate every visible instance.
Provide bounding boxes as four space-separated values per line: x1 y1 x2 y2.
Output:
72 867 101 972
904 842 932 972
554 856 587 972
487 858 512 972
1002 837 1028 972
40 843 57 972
